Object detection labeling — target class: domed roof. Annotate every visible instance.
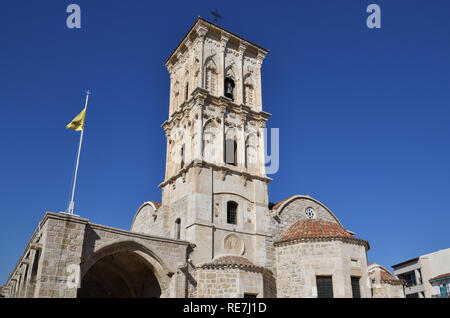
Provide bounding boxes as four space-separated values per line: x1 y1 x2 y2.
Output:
197 255 266 272
281 219 352 240
277 219 369 249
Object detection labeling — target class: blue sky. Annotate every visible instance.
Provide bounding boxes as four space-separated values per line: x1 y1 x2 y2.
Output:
1 0 450 284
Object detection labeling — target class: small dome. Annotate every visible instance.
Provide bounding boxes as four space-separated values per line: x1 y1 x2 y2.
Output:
281 219 353 241
277 219 369 249
198 255 267 272
209 255 254 266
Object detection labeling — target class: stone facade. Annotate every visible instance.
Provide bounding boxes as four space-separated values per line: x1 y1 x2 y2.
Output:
275 240 370 298
4 212 193 298
368 263 405 298
4 17 402 298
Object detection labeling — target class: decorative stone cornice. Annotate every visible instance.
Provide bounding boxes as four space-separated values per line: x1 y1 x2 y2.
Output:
274 236 370 250
238 41 247 58
159 159 272 189
165 17 269 70
30 243 43 251
163 87 270 133
256 50 267 66
220 33 230 48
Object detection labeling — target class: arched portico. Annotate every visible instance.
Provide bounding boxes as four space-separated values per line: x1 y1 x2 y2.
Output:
78 241 172 298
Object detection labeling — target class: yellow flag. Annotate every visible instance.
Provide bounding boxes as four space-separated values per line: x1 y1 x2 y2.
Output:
66 107 86 131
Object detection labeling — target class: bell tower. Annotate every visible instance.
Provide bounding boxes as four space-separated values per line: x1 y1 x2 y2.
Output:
159 17 271 266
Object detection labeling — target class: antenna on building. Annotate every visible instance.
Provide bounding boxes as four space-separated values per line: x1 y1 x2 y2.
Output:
210 9 222 25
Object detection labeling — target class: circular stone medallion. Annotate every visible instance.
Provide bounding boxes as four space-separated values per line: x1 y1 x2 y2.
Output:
224 234 245 255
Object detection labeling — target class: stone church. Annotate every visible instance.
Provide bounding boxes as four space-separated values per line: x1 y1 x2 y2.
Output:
4 17 404 298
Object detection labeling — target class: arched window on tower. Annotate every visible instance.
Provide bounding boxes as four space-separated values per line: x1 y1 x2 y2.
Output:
244 75 254 107
175 218 181 239
205 59 217 95
224 77 235 100
225 139 237 166
185 82 189 101
245 133 257 170
244 84 254 106
227 201 238 225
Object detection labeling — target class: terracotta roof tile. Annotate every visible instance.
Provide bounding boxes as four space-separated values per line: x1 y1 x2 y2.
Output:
209 256 254 266
280 219 353 241
430 273 450 281
369 267 405 285
198 255 268 272
276 219 369 249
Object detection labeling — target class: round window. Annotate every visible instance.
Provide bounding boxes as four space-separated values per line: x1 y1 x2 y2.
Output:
305 207 315 219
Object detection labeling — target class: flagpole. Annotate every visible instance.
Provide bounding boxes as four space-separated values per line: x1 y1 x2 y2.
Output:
68 90 90 215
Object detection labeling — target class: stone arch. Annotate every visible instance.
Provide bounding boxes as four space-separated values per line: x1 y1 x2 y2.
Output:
204 57 218 95
274 195 343 227
203 119 219 162
131 201 159 232
245 131 258 170
225 125 239 165
225 65 237 81
79 240 172 298
243 74 255 106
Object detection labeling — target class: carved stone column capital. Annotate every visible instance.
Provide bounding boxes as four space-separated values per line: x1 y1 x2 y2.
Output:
256 50 266 66
220 34 230 47
195 25 208 38
238 42 248 58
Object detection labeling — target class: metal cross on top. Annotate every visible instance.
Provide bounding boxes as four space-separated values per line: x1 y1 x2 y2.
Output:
210 9 222 25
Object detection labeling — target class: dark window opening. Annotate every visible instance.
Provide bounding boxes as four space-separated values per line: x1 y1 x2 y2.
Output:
175 218 181 240
244 293 257 298
398 271 417 287
227 201 238 225
316 276 334 298
180 145 185 169
351 276 361 298
224 78 235 100
185 83 189 101
225 139 237 166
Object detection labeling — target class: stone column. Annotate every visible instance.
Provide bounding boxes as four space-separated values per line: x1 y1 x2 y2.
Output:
256 51 266 111
18 261 30 298
184 38 193 99
219 103 226 164
24 249 37 297
239 112 247 168
193 90 206 162
219 34 230 97
168 73 174 115
257 120 266 176
238 42 247 105
195 25 208 89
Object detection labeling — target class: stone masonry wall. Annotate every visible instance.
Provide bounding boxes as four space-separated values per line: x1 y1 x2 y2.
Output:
196 267 264 298
5 212 192 298
372 283 404 298
276 240 370 298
